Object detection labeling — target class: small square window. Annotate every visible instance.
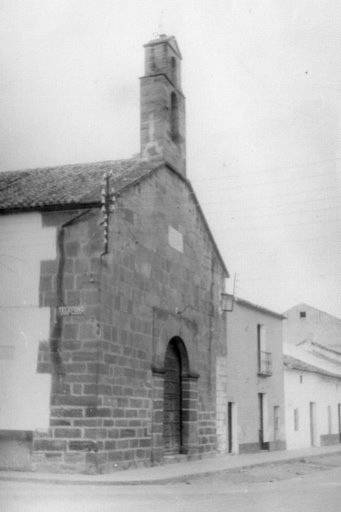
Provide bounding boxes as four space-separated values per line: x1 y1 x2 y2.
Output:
300 311 306 318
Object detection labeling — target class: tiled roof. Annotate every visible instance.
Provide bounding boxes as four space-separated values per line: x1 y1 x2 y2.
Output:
298 339 341 356
0 159 157 212
284 354 341 379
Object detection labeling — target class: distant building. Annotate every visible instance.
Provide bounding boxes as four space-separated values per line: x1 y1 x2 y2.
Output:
284 303 341 351
224 298 286 454
283 304 341 449
0 35 229 473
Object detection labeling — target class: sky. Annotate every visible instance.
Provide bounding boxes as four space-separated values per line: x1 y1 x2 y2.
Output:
1 0 340 317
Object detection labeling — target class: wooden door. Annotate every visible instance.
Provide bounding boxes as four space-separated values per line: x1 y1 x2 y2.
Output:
228 402 233 453
163 341 182 454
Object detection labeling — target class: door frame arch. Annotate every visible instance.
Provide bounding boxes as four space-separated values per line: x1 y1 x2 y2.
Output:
162 337 190 454
150 308 200 463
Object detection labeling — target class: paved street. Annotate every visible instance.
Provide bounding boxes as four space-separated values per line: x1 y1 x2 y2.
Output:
1 460 341 512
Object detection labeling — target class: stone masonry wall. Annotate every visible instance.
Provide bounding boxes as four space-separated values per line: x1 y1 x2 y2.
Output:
33 166 227 473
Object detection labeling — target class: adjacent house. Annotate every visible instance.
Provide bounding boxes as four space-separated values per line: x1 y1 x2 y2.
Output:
0 35 229 473
283 305 341 449
224 298 286 454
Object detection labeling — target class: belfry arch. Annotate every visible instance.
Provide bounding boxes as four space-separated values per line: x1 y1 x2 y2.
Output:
170 92 179 142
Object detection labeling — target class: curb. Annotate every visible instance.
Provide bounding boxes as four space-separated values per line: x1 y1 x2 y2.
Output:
1 449 341 486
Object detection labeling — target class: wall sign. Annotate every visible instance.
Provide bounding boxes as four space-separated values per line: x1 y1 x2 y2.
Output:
57 306 85 316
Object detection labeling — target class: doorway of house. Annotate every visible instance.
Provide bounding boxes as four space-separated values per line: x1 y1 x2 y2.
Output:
228 402 233 453
163 339 182 454
273 405 280 442
310 401 317 446
258 393 269 450
258 393 265 449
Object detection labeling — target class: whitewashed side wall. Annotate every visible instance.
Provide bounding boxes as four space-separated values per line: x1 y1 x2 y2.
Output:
285 369 341 449
0 213 56 430
226 303 286 449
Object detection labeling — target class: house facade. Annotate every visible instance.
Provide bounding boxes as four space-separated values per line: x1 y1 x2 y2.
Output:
224 298 286 454
0 35 229 473
284 342 341 449
283 304 341 449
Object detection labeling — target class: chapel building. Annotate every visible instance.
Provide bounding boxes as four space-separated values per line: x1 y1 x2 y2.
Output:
0 35 229 473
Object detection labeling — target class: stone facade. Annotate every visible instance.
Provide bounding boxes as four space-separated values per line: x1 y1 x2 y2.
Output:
31 167 227 473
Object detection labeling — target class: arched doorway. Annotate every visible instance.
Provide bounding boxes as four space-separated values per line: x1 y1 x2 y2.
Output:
163 338 188 454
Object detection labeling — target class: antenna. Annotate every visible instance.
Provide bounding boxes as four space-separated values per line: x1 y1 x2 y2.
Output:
158 9 164 36
233 273 239 298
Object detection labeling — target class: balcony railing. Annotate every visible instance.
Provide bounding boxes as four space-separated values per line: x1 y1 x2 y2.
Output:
258 350 272 376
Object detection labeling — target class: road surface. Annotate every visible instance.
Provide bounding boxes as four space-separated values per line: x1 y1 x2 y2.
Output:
1 463 341 512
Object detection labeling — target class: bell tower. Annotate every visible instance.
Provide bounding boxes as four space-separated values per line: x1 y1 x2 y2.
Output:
140 35 186 177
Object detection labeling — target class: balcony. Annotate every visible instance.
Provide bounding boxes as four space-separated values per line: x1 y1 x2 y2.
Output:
258 350 272 376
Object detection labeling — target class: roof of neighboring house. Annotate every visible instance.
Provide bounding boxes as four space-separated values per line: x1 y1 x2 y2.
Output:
297 339 341 356
290 340 341 368
284 354 341 380
235 297 286 320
